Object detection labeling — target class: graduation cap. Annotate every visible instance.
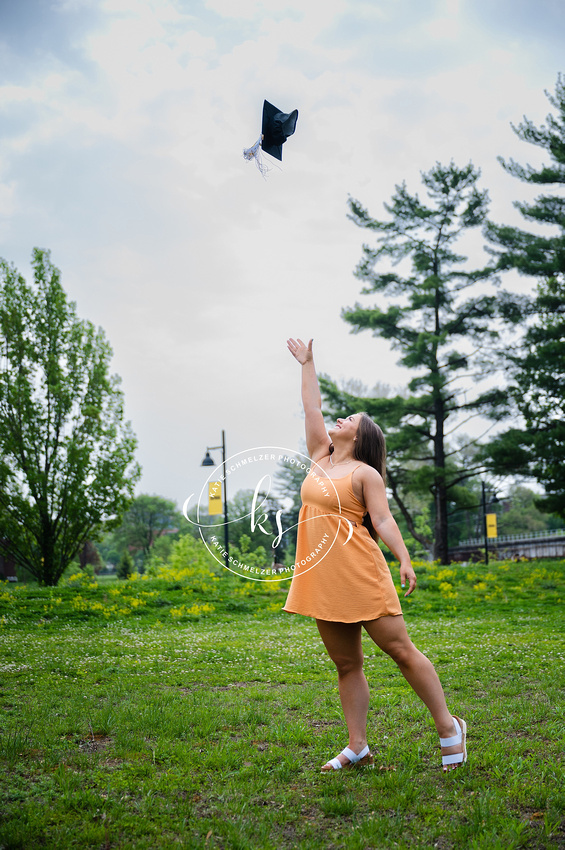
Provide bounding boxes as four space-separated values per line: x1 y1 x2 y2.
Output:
243 99 299 176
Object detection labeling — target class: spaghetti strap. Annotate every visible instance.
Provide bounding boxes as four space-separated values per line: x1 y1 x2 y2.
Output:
349 463 363 486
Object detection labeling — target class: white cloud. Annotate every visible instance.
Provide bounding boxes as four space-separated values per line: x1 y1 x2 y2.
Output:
0 0 562 504
204 0 348 21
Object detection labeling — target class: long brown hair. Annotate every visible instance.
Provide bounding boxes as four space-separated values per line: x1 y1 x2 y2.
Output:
353 412 387 541
328 412 387 538
353 412 386 485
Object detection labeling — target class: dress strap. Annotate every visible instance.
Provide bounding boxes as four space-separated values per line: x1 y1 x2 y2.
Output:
349 465 365 509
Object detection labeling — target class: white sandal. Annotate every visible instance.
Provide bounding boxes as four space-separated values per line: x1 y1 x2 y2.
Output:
321 744 374 772
440 716 467 771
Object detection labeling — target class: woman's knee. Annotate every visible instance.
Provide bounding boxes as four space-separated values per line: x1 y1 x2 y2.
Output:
382 638 414 667
363 616 415 667
332 651 363 677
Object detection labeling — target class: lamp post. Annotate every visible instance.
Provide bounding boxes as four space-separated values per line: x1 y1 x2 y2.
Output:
481 481 489 565
481 482 498 565
201 430 229 567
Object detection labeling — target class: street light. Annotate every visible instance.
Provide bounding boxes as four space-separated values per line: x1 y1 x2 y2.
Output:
201 430 229 567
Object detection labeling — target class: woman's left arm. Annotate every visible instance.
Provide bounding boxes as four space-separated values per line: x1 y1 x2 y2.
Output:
358 467 417 596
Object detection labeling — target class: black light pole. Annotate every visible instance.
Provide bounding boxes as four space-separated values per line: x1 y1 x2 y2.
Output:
481 482 499 565
201 430 229 567
481 480 489 566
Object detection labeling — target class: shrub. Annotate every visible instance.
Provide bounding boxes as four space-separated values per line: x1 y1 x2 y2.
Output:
116 551 134 580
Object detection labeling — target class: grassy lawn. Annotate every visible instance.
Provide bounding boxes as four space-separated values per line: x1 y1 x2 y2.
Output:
0 557 564 849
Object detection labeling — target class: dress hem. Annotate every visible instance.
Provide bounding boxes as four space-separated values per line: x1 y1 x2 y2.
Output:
282 606 402 623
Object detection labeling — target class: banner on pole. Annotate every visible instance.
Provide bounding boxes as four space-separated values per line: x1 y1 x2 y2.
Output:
486 513 497 539
208 482 222 515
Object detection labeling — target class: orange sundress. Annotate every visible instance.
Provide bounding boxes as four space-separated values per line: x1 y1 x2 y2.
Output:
282 467 402 623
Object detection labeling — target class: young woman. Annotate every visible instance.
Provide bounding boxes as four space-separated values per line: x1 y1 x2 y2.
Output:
283 338 467 773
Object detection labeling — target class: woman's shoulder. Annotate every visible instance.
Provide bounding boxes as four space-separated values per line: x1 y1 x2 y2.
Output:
352 462 385 487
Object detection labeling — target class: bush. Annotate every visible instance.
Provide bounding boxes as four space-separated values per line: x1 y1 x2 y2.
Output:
116 551 134 580
144 535 219 592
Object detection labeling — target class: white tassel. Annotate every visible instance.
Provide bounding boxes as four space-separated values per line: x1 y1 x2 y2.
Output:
243 136 270 178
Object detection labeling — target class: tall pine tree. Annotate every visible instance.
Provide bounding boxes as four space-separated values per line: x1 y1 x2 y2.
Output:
321 163 506 563
486 75 565 516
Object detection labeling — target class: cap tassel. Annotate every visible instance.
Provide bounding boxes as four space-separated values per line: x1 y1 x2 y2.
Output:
243 135 270 178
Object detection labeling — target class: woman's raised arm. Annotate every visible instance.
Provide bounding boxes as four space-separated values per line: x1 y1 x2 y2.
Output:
287 338 331 461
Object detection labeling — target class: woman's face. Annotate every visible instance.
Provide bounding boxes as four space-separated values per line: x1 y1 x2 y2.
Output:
330 414 361 439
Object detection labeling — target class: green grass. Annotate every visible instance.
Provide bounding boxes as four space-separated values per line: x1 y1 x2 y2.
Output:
0 558 564 848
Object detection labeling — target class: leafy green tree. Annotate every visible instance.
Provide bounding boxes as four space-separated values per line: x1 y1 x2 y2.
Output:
324 162 507 562
485 75 565 517
497 485 561 536
0 249 140 586
114 494 180 565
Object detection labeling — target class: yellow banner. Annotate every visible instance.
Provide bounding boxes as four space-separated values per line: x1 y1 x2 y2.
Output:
208 482 222 515
486 513 497 539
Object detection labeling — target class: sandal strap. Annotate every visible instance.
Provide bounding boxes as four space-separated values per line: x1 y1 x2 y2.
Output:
442 751 465 766
325 744 371 771
342 745 370 763
440 717 462 748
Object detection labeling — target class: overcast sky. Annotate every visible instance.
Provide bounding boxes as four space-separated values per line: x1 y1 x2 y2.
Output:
0 0 563 508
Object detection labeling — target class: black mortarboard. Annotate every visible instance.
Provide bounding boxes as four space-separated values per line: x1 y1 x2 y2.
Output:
261 100 299 161
243 99 299 176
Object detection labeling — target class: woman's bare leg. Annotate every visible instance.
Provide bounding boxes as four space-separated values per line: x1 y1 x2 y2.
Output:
316 620 370 765
362 614 464 767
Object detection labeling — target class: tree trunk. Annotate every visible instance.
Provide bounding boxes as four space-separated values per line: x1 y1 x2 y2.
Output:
432 397 449 562
432 276 449 563
433 477 449 563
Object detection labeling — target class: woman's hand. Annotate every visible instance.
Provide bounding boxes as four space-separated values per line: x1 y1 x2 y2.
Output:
287 337 313 365
400 561 417 596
